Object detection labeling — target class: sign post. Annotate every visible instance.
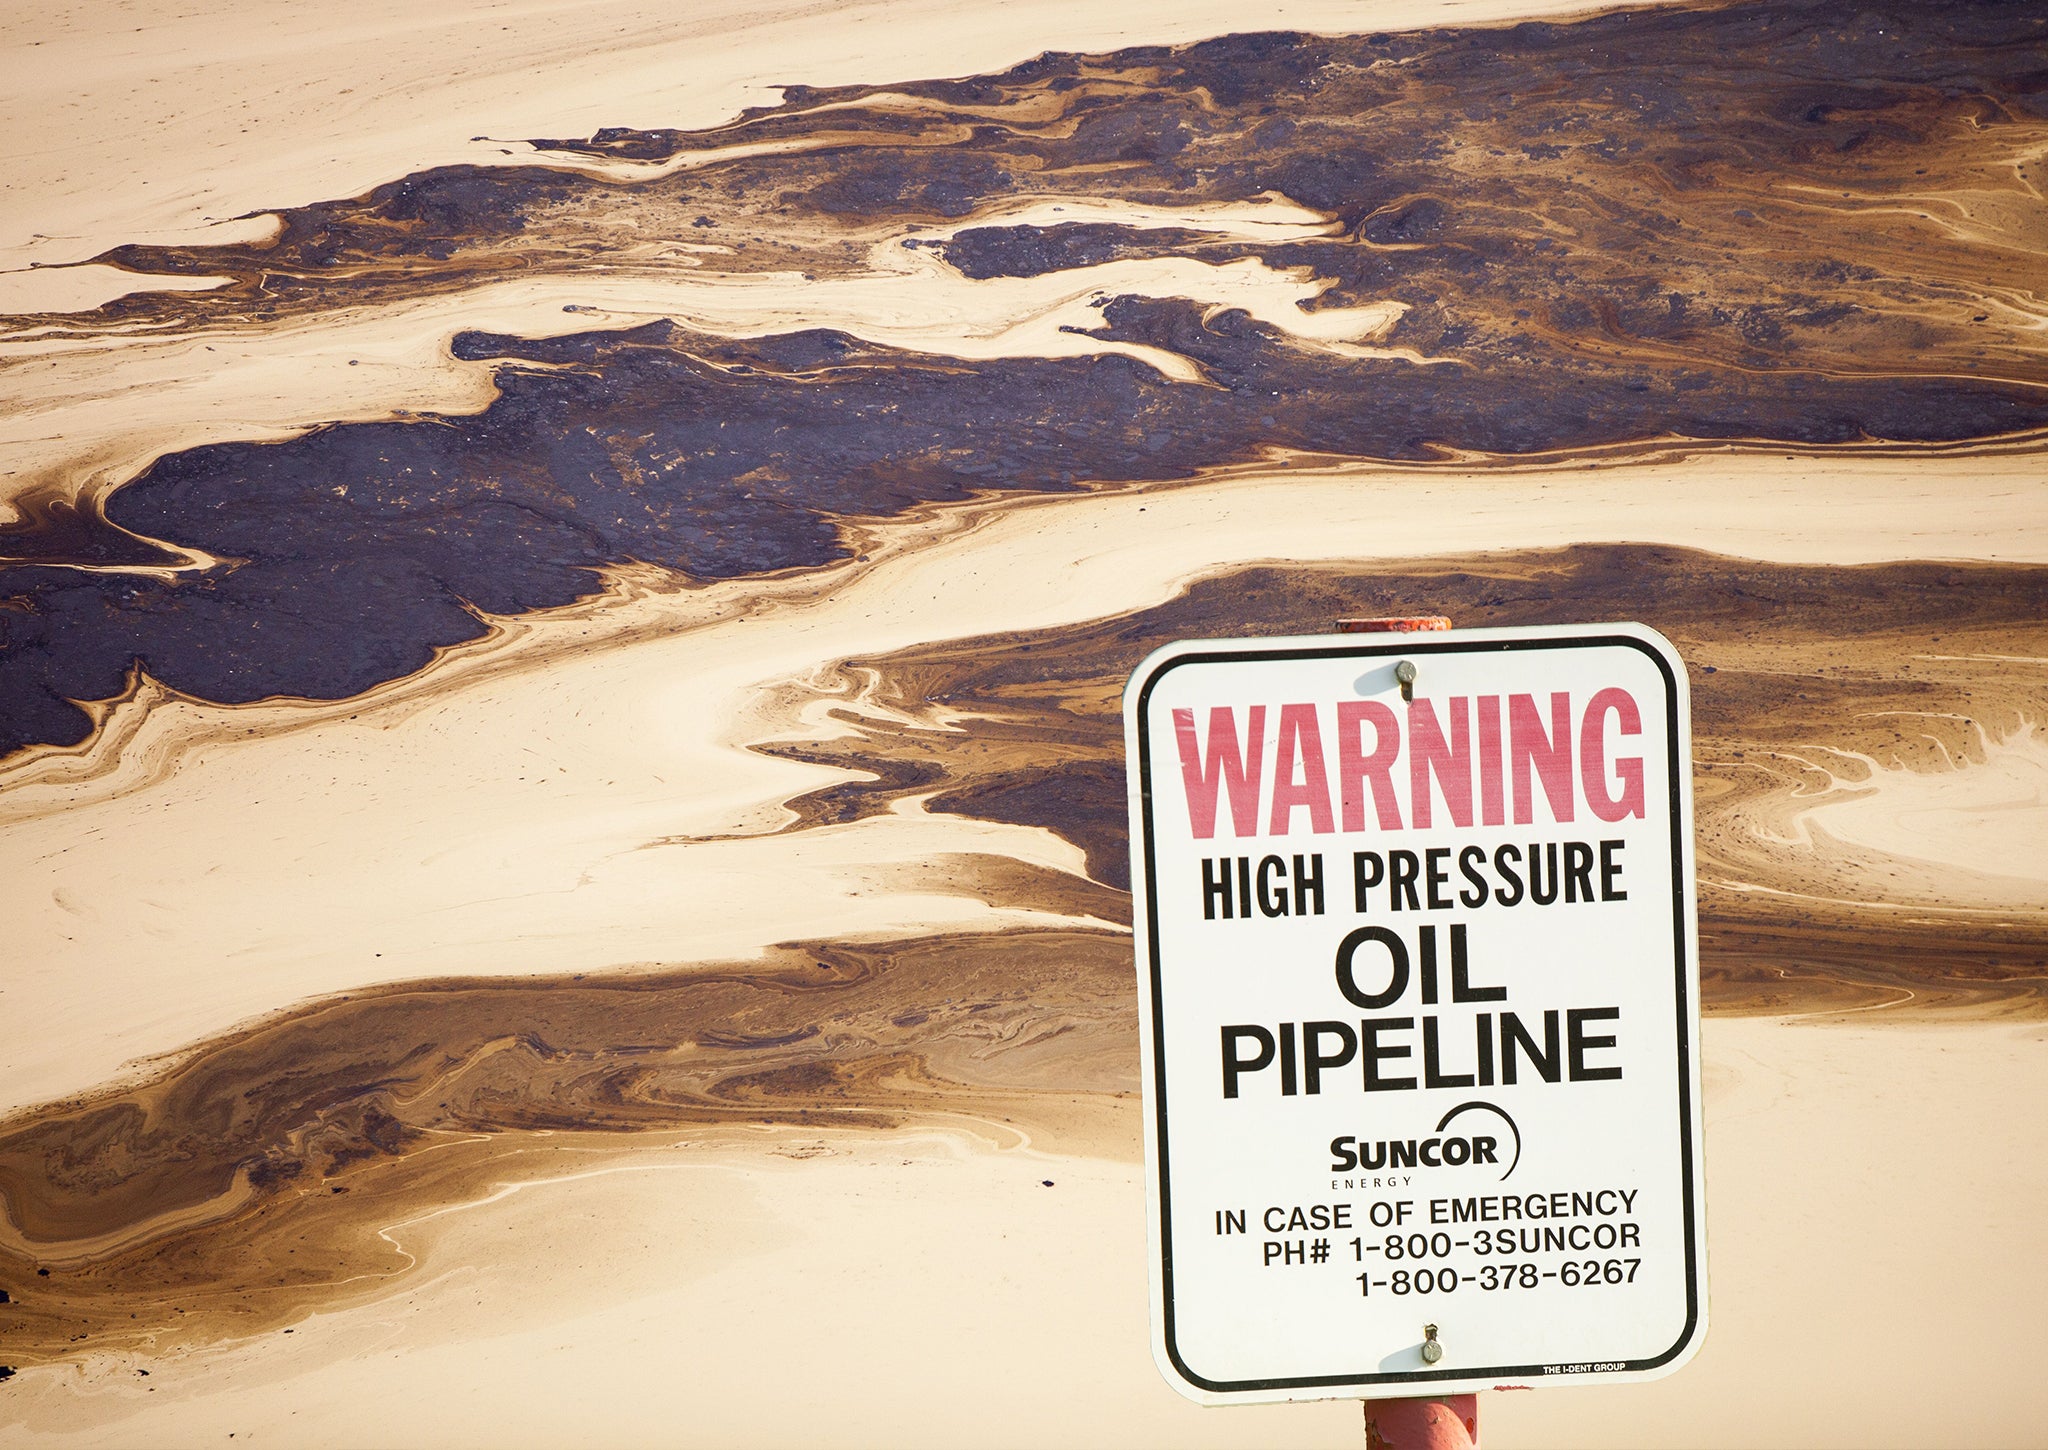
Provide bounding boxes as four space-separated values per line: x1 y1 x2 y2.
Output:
1124 622 1706 1423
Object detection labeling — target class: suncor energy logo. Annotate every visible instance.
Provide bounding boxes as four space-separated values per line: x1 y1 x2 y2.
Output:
1328 1100 1522 1180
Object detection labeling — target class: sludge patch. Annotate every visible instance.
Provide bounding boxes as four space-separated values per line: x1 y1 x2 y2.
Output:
7 0 2048 755
761 543 2048 1011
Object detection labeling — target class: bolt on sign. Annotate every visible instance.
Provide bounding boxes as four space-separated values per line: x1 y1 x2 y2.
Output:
1123 624 1707 1402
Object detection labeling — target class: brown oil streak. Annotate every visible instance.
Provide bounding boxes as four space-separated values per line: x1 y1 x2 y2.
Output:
765 543 2048 1008
0 930 1132 1366
3 0 2046 1383
0 552 2040 1367
27 2 2045 399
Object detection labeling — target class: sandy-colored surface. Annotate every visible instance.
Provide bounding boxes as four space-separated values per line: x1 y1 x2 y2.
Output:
1 1125 1362 1449
4 448 2044 1119
5 0 2047 1441
1498 1014 2048 1449
2 1016 2041 1448
1792 721 2048 901
0 268 227 318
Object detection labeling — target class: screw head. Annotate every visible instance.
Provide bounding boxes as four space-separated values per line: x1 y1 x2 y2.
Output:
1394 660 1418 685
1420 1340 1443 1364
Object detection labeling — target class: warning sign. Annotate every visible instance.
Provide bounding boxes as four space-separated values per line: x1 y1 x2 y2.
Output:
1124 624 1707 1402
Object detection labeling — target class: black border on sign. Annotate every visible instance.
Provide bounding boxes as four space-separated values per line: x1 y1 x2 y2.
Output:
1132 632 1700 1395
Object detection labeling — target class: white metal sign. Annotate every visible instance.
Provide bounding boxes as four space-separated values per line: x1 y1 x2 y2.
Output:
1125 623 1706 1402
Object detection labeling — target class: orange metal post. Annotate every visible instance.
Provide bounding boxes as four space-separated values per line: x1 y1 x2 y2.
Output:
1364 1393 1480 1449
1336 616 1452 634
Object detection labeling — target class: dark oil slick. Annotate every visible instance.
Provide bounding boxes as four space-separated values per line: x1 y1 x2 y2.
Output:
774 543 2048 1010
3 0 2047 1381
4 0 2047 754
